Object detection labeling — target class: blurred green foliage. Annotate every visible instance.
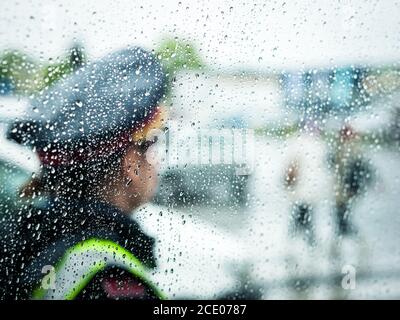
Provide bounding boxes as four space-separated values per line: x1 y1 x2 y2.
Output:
41 45 85 89
0 45 86 95
155 37 203 104
0 39 201 97
155 37 203 77
0 50 41 94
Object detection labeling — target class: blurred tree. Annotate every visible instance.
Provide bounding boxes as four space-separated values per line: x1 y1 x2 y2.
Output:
0 50 41 95
40 44 86 90
1 40 204 96
155 37 203 96
0 44 86 95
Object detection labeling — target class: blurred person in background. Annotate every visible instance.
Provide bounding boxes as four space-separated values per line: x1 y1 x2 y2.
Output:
327 124 374 298
283 121 330 247
0 47 168 300
282 121 333 298
329 125 374 237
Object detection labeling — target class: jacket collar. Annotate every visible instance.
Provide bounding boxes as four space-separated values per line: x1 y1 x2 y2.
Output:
45 196 157 268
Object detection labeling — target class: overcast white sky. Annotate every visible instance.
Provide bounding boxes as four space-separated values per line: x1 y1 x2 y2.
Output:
0 0 399 70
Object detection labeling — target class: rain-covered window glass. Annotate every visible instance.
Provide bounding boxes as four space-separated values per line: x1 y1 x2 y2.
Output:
0 0 400 301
